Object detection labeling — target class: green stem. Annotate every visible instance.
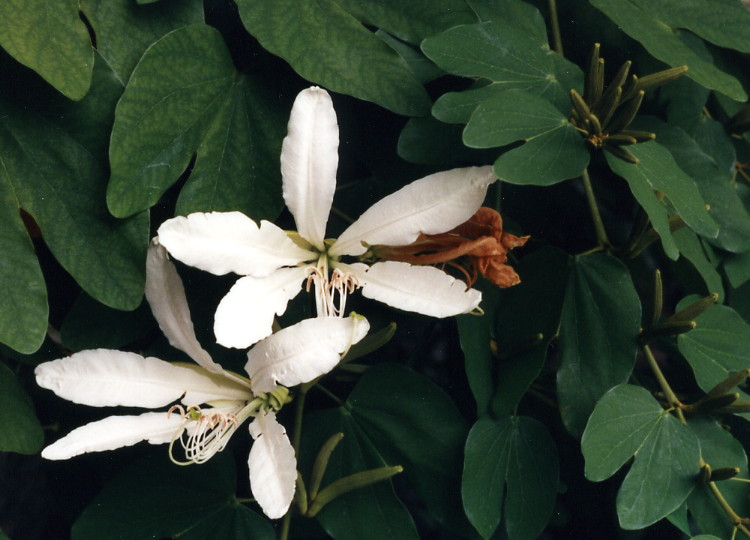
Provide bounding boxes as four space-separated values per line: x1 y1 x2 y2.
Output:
642 344 681 414
581 168 611 250
548 0 564 56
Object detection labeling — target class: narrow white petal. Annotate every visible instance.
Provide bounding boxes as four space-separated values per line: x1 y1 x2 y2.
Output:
158 212 314 277
281 87 339 250
41 412 184 460
248 412 297 519
214 267 308 349
246 315 370 393
146 240 222 374
176 364 253 407
355 261 482 317
330 166 497 257
35 350 249 408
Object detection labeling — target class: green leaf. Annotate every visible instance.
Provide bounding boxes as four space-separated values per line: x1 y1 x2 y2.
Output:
0 361 43 453
687 418 750 538
0 177 46 353
462 416 558 540
236 0 430 116
80 0 204 84
677 301 750 394
581 385 700 529
557 253 641 437
107 25 285 220
60 293 152 351
467 0 549 45
463 89 589 186
589 0 747 100
0 98 147 313
398 116 491 165
457 311 493 414
72 453 275 540
337 0 476 44
347 363 471 534
634 117 750 253
673 229 725 301
725 251 750 289
491 247 569 416
422 21 582 116
0 0 93 100
302 408 419 540
606 141 719 260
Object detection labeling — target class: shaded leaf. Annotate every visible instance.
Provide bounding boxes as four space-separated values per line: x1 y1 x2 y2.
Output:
590 0 747 100
107 25 285 221
348 363 471 534
677 300 750 395
302 408 419 540
422 21 582 116
467 0 549 45
80 0 204 84
0 97 147 316
463 89 589 186
557 253 641 437
0 0 93 100
398 116 490 165
0 361 43 453
606 141 719 260
236 0 430 116
72 453 275 540
462 416 558 540
581 385 700 529
673 229 725 301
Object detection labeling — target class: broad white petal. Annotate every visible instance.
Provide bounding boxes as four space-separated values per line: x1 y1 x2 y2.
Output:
41 412 183 460
146 240 221 374
281 87 338 250
246 315 370 393
35 350 249 408
248 412 297 519
176 364 253 407
330 166 496 257
355 261 482 317
158 212 313 277
214 267 308 349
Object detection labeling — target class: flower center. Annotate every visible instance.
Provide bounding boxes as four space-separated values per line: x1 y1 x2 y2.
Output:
304 254 362 317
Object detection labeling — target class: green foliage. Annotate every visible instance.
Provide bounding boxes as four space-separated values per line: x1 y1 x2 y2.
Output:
3 0 750 538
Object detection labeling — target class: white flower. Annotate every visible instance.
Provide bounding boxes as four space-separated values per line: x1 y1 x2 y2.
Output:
158 87 497 349
34 241 368 519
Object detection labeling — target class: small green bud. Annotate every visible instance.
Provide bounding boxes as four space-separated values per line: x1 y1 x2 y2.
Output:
306 465 404 517
667 293 719 325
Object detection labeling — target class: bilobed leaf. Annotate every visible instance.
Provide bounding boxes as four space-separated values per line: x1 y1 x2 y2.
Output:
687 418 750 538
348 363 471 534
422 21 582 115
491 247 569 416
457 311 494 414
72 453 275 540
302 408 419 540
467 0 549 45
0 361 43 453
235 0 430 116
590 0 747 100
0 97 147 314
634 117 750 253
673 229 725 301
463 89 589 186
0 0 93 100
725 251 750 289
462 416 558 540
677 300 750 394
581 385 700 529
606 142 718 260
80 0 203 84
0 174 46 353
337 0 476 44
107 25 285 221
557 254 641 437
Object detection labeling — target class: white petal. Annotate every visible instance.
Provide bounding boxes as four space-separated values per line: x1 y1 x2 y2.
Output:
246 315 370 393
41 412 184 460
281 87 339 250
355 261 482 317
214 267 308 349
146 240 222 374
248 412 297 519
176 364 253 407
35 350 249 408
158 212 314 277
330 166 497 257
